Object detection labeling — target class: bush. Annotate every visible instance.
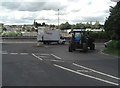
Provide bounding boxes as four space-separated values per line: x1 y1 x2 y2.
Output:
1 32 22 37
89 31 109 39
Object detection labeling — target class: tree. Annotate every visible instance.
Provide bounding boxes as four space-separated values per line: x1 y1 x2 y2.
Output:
94 21 100 29
85 22 91 28
3 27 7 31
104 1 120 39
42 22 46 26
60 22 71 30
74 23 85 29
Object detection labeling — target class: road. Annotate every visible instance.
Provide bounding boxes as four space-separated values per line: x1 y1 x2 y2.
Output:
1 39 119 86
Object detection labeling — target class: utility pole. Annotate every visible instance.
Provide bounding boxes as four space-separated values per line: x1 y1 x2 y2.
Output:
58 9 59 29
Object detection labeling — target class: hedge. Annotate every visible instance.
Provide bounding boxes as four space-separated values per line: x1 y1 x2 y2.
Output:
1 32 22 37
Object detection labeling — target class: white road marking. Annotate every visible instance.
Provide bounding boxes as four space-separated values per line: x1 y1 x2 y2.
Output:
40 54 50 56
50 60 64 62
51 54 62 60
77 70 91 72
1 53 8 54
73 63 120 80
10 53 18 55
20 53 29 55
54 64 119 86
99 49 109 56
1 52 29 55
32 53 43 60
1 42 37 44
0 51 8 54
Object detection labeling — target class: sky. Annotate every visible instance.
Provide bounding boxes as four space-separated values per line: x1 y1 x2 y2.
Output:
0 0 119 25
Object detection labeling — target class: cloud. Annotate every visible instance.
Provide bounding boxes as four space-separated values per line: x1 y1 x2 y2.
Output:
0 0 117 25
72 16 105 23
1 2 66 11
111 0 120 2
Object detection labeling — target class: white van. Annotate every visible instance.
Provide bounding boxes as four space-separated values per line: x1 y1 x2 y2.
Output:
37 27 65 44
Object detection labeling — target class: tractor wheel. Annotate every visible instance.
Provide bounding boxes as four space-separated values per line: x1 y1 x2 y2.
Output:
90 43 95 50
83 43 88 52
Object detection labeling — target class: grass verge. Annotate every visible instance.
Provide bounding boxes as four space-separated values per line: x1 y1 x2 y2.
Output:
103 48 120 57
103 40 120 57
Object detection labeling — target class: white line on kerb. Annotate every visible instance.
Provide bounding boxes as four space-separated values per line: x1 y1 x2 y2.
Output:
32 53 43 60
54 64 119 86
73 63 120 80
51 54 62 60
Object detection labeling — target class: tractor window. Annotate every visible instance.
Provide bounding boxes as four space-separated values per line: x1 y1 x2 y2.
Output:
75 33 81 41
75 33 80 37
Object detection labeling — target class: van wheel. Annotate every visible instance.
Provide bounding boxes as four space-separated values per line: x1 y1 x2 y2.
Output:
62 41 65 45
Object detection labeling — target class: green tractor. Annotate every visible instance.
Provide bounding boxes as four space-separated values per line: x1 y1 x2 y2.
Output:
68 29 95 52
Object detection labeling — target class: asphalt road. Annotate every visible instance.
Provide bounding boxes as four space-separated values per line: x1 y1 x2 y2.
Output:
1 39 119 86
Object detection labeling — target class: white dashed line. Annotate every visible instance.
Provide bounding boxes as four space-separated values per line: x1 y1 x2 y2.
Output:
54 64 119 86
10 53 18 55
51 54 62 60
1 52 29 55
1 42 37 44
1 53 8 55
20 53 29 55
73 63 120 80
32 53 43 60
0 51 8 54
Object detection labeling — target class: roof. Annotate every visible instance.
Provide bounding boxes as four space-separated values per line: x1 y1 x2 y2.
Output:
71 29 86 32
73 29 86 31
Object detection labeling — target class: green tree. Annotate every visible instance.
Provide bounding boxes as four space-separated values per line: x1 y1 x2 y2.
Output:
60 22 71 30
3 27 7 31
104 1 120 39
85 22 91 28
94 21 100 29
74 23 85 29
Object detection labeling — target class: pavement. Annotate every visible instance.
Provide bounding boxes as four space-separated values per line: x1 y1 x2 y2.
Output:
1 39 119 86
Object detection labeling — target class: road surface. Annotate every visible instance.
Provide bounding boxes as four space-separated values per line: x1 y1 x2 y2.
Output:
1 39 119 86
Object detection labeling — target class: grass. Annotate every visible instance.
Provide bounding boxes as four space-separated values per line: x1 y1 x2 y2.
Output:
103 40 120 57
0 31 22 37
103 48 120 57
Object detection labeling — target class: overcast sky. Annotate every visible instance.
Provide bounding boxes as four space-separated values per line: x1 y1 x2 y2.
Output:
0 0 119 25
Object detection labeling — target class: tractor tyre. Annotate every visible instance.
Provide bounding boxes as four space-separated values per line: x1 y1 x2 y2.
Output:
90 43 95 50
83 43 88 52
